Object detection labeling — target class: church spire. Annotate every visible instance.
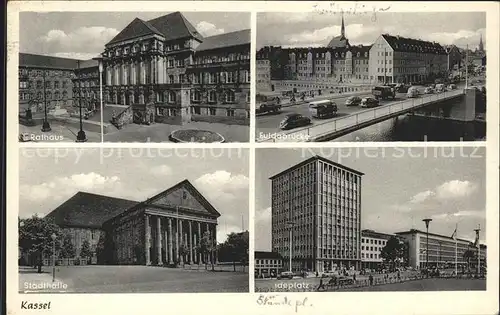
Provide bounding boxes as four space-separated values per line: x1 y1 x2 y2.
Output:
341 12 345 38
479 33 484 52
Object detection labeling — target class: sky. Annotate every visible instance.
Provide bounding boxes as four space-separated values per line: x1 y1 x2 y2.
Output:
257 12 486 50
255 147 486 251
19 12 250 60
19 148 249 244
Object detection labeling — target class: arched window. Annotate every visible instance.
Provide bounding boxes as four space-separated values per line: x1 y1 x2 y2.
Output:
192 90 201 102
225 90 235 103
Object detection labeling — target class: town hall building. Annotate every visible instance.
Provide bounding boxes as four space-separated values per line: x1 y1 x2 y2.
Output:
45 179 220 266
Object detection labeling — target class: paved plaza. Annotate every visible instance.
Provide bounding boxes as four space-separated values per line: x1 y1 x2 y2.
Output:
19 265 248 293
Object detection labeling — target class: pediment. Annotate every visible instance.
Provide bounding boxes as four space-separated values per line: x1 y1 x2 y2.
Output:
145 180 220 217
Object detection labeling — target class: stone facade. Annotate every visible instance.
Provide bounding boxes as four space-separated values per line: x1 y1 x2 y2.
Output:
18 65 75 114
73 59 100 112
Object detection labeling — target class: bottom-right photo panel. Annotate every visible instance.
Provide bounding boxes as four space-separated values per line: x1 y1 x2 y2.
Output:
254 146 486 292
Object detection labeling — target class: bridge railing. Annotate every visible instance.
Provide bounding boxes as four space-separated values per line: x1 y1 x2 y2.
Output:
258 89 464 142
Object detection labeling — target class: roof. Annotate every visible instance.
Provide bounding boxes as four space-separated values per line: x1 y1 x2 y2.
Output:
270 155 364 180
19 53 80 70
381 34 447 55
395 229 485 246
362 229 395 240
106 12 203 46
327 35 349 49
45 192 139 229
148 12 203 42
78 59 99 69
255 251 283 260
196 29 250 52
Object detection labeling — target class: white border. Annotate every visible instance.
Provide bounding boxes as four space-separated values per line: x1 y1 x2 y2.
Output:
6 2 500 315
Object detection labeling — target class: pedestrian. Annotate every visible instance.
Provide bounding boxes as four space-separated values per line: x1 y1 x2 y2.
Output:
317 277 325 292
315 271 319 278
369 274 374 286
353 273 357 282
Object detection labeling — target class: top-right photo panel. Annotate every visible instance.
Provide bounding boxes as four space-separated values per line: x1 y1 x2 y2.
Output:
256 12 486 143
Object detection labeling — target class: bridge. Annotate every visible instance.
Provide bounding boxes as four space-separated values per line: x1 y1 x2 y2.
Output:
258 89 467 142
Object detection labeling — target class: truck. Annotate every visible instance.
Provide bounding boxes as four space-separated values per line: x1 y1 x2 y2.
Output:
372 86 396 100
308 100 338 118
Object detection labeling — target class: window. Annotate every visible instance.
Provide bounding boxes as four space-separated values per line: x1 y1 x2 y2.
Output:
19 81 28 89
245 70 250 83
226 109 235 117
54 91 60 100
246 93 250 103
36 80 42 89
209 107 216 115
168 91 176 103
192 90 201 102
45 81 51 89
168 59 174 68
226 72 235 83
169 75 174 84
192 107 201 115
208 90 216 103
62 91 67 100
225 90 235 103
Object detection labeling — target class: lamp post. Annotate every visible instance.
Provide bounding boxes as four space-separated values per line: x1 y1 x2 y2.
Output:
41 70 51 132
51 233 57 282
474 225 480 276
422 218 432 274
97 58 104 141
76 60 87 142
287 221 295 272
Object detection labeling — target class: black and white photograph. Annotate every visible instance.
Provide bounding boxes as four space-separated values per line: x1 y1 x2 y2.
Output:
256 12 487 142
18 11 250 143
254 147 486 292
18 148 249 293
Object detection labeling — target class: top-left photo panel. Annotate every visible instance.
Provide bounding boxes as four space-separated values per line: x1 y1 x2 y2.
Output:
18 11 251 143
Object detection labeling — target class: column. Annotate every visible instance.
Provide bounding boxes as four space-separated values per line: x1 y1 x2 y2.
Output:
189 221 193 264
175 217 179 265
168 218 173 265
213 224 218 264
156 216 163 265
197 222 202 264
179 219 184 264
206 223 211 264
145 215 151 265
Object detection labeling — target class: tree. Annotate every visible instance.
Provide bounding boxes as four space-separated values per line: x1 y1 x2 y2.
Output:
18 215 62 273
380 236 406 271
80 239 93 264
463 249 476 273
198 231 216 271
59 232 76 259
222 231 249 272
178 242 188 268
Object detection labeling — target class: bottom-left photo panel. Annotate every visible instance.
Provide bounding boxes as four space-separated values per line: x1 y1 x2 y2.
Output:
17 147 249 293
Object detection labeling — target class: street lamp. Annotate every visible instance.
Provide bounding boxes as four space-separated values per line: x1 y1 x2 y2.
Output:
51 233 57 282
92 56 105 142
75 60 87 142
287 221 295 272
422 218 432 274
41 70 51 132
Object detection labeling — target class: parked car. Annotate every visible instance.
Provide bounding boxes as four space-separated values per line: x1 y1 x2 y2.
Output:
308 100 338 118
372 86 396 100
360 97 379 108
395 83 409 93
345 96 362 106
406 86 419 98
424 87 434 94
279 113 311 130
447 84 457 91
277 271 294 280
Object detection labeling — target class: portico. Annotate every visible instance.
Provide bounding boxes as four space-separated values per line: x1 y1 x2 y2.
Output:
103 179 221 266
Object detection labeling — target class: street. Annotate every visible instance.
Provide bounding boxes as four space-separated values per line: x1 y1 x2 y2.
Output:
19 265 248 293
255 79 476 141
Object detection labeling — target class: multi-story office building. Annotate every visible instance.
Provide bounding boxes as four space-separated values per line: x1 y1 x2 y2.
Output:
270 155 363 273
369 34 448 84
256 57 271 92
396 229 486 270
18 53 78 114
254 251 283 278
101 11 250 126
360 229 394 270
